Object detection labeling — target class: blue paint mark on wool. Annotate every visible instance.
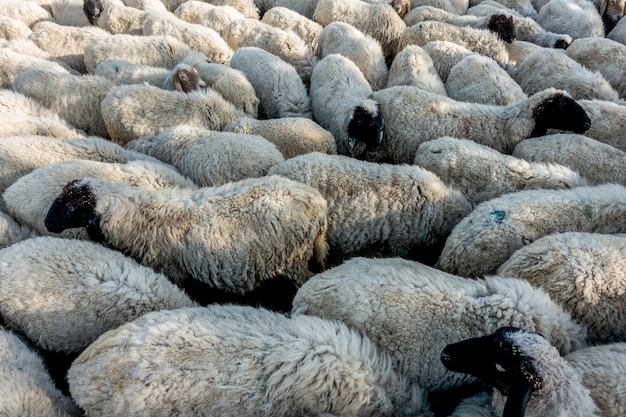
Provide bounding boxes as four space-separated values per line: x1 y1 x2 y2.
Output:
489 210 506 224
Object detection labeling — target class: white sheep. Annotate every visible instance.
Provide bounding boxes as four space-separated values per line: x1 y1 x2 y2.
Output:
0 16 32 41
421 40 476 82
565 37 626 100
142 13 234 65
537 0 605 39
292 256 588 392
224 117 338 159
411 0 470 14
0 47 72 88
441 328 619 417
316 22 389 91
44 175 329 293
83 34 194 73
94 1 149 35
0 0 53 27
514 48 621 102
497 232 626 343
369 86 591 164
3 158 196 240
571 99 626 152
67 305 431 417
445 54 527 105
100 83 247 146
0 210 37 249
173 1 245 33
94 59 171 86
313 0 407 59
0 37 55 59
27 20 110 73
12 68 114 138
414 137 586 206
256 0 321 19
0 236 198 354
513 133 626 185
398 21 511 67
126 125 285 187
504 39 542 65
181 54 260 117
0 88 62 118
196 0 259 19
260 6 323 52
268 152 473 266
435 183 626 278
229 46 311 119
0 327 82 417
0 112 84 138
310 53 384 159
221 18 318 86
468 0 537 17
124 0 169 12
385 44 447 94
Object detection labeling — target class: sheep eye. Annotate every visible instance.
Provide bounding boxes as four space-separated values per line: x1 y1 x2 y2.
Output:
495 363 506 372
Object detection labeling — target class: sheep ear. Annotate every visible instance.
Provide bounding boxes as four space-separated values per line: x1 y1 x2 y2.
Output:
86 213 105 243
503 382 533 417
172 73 184 92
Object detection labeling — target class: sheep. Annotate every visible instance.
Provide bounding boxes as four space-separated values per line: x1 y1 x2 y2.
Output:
442 327 626 417
607 14 626 44
504 39 542 65
256 0 321 19
0 210 37 249
44 175 329 294
0 0 53 27
221 18 318 86
0 47 73 88
224 117 338 158
514 48 621 102
569 99 626 153
404 7 517 44
411 0 470 14
497 232 626 344
126 125 285 188
537 0 605 39
173 1 245 33
292 256 588 393
100 83 247 146
94 59 171 86
93 2 149 35
142 13 234 65
269 152 472 265
0 327 82 417
385 44 447 94
0 37 51 59
67 305 431 417
421 40 476 82
160 63 207 92
0 16 32 41
468 0 537 17
466 2 573 48
310 53 384 159
597 0 626 33
260 6 323 52
83 34 194 73
0 112 85 139
3 158 196 240
316 22 389 91
369 0 412 18
0 89 62 119
414 137 586 206
124 0 169 12
0 236 198 354
194 0 259 19
12 68 114 138
565 37 626 100
445 54 527 105
180 55 260 117
313 0 407 59
513 133 626 185
48 0 100 27
435 183 626 278
369 86 591 164
397 21 511 67
229 47 311 119
27 20 110 73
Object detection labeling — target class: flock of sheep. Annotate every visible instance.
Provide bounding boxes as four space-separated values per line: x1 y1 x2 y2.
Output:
0 0 625 415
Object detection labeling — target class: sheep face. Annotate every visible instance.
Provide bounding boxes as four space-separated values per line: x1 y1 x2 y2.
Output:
441 327 545 417
391 0 411 18
172 66 206 93
487 15 516 44
530 94 591 137
45 180 101 240
83 0 104 25
606 0 626 24
347 101 385 159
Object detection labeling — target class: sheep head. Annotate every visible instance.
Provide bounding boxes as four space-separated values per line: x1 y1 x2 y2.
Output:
347 100 385 159
83 0 104 26
441 327 545 417
487 15 516 44
390 0 411 18
530 93 591 137
45 179 103 242
172 65 207 93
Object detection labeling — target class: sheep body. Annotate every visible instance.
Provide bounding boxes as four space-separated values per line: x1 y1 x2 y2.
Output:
386 44 447 94
224 117 337 159
0 210 36 249
421 40 475 82
292 256 588 392
607 15 626 44
0 327 81 417
198 0 259 18
268 152 473 265
513 133 626 185
0 16 32 41
95 2 148 35
0 0 52 27
537 0 604 39
574 99 626 152
126 125 284 187
229 47 311 119
0 47 71 88
94 59 169 87
0 112 84 139
0 89 61 119
45 175 329 293
0 236 197 353
468 0 537 17
68 305 430 417
497 232 626 343
100 83 246 146
173 1 244 33
411 0 469 14
261 6 322 52
436 183 626 277
414 136 586 206
12 68 114 138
